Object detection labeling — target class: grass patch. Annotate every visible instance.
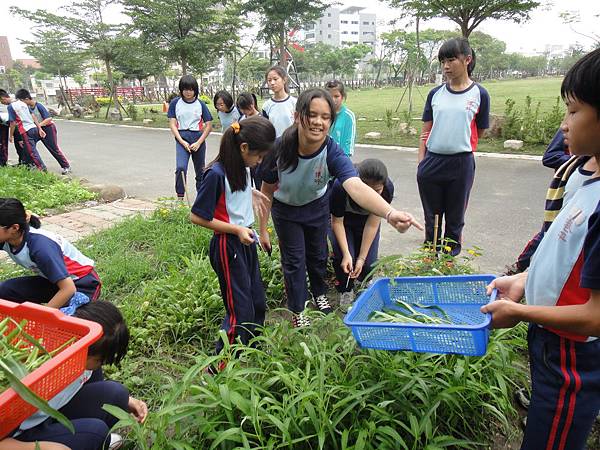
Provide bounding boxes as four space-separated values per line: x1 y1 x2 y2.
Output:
0 205 532 448
69 77 562 155
0 165 96 214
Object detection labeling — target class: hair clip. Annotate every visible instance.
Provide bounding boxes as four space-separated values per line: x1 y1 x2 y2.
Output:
231 122 241 134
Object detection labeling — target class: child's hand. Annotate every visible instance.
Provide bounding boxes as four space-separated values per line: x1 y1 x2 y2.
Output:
237 226 255 245
259 233 271 255
387 210 424 233
480 299 522 329
341 254 353 274
128 396 148 423
486 273 526 303
190 140 202 152
39 129 46 139
351 257 365 278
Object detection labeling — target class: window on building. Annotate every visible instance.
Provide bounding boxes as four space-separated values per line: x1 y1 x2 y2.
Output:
342 31 348 34
320 30 322 35
341 20 348 24
328 23 331 28
351 20 358 24
372 22 375 25
363 21 369 25
327 12 331 17
351 31 358 35
328 34 332 38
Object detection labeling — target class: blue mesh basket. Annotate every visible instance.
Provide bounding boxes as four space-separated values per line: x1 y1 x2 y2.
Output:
343 275 497 356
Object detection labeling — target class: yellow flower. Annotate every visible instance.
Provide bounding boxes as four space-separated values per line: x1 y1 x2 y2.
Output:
444 245 452 252
467 249 476 256
267 227 273 234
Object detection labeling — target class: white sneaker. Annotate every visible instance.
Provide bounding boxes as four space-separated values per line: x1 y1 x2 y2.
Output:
61 166 72 175
291 312 311 328
109 432 124 450
314 294 333 314
339 290 354 309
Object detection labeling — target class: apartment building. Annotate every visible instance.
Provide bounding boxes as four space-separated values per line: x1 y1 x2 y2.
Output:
303 6 377 48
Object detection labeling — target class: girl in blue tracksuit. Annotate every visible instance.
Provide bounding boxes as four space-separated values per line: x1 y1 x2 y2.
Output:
190 116 276 362
259 88 421 327
168 75 213 199
417 37 490 256
329 159 394 308
326 80 356 157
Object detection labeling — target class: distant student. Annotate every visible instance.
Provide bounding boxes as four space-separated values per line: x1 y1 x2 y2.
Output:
326 80 356 157
259 88 422 327
7 301 147 450
213 90 240 130
168 75 213 199
190 117 276 361
237 92 260 120
0 198 101 308
329 159 394 308
0 98 8 167
261 66 297 137
18 89 71 175
417 37 490 256
0 89 46 171
482 48 600 450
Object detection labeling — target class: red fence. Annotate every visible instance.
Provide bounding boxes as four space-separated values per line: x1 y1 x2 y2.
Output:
66 86 145 99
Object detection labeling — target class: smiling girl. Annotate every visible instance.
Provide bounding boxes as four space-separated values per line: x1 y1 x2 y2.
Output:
259 88 422 327
417 37 490 256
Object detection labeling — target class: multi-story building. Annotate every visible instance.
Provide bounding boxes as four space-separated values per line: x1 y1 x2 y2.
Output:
0 36 14 73
303 6 376 48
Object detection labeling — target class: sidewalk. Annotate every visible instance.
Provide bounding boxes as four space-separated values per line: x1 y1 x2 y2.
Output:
40 198 156 242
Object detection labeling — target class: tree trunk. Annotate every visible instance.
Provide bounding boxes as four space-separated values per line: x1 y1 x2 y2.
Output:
181 56 188 76
57 68 73 113
279 23 286 67
460 20 469 37
105 58 122 120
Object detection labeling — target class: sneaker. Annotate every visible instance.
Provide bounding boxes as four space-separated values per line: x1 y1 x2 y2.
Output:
108 433 124 450
314 294 333 314
291 312 311 328
515 387 530 410
61 166 72 175
339 290 354 309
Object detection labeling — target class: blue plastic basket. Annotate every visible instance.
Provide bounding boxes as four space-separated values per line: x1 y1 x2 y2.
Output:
343 275 497 356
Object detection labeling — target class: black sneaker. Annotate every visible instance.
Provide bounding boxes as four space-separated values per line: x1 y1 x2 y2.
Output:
314 294 333 314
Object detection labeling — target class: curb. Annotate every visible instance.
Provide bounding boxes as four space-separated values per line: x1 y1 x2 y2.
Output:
56 118 542 161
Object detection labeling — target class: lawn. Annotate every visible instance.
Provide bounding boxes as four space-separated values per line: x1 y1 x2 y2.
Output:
70 77 565 154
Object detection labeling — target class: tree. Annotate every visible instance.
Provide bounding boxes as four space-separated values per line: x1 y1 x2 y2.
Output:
123 0 244 77
244 0 330 66
388 0 540 37
20 30 87 109
112 36 166 84
11 0 127 119
466 31 508 78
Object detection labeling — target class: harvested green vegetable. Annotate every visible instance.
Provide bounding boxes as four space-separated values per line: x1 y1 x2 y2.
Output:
368 299 453 324
0 317 74 393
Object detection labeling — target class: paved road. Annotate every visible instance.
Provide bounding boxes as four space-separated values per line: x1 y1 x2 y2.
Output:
27 120 550 274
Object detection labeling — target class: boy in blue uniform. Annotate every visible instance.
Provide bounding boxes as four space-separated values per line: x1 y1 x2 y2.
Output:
19 89 71 174
482 48 600 450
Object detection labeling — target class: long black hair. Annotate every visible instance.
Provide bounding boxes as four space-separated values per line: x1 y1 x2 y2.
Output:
73 301 129 366
178 74 199 99
0 198 41 232
325 79 346 99
236 92 258 111
273 88 337 173
266 66 290 94
357 159 387 184
438 37 476 76
561 47 600 115
213 116 276 191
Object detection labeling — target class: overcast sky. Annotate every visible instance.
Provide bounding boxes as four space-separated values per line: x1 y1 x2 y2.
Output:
2 0 598 59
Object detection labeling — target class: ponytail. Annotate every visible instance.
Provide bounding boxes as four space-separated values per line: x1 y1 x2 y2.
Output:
0 198 41 233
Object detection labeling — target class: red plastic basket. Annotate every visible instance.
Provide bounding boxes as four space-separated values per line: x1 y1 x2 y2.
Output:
0 300 103 438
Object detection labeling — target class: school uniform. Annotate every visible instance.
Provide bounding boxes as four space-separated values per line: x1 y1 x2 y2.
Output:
521 177 600 450
0 104 8 166
261 96 296 137
261 136 357 313
0 227 101 304
329 104 356 157
329 177 394 292
516 156 593 272
30 102 70 169
417 82 490 255
13 369 128 450
167 96 213 197
542 129 571 170
192 162 265 353
7 99 46 170
217 107 241 130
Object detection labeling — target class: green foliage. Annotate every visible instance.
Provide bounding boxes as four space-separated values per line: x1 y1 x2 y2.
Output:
126 103 138 121
0 166 95 214
502 96 564 144
112 36 166 82
199 94 211 105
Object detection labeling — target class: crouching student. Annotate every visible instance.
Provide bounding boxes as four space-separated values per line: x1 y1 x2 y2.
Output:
482 48 600 450
7 301 147 450
190 117 276 365
0 198 101 308
329 159 394 309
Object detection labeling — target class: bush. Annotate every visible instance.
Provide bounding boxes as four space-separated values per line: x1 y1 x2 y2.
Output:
502 96 564 144
199 94 211 105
